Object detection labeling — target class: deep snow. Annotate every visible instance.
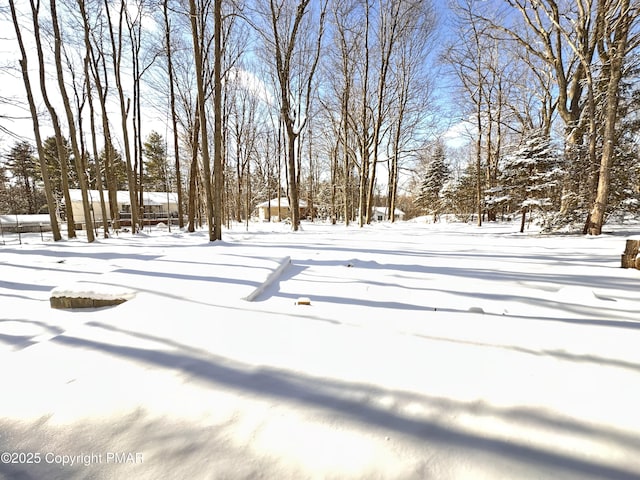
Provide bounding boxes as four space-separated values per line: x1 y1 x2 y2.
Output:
1 219 640 479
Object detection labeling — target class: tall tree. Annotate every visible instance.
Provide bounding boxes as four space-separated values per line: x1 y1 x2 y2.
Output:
255 0 327 231
213 0 223 240
386 0 437 222
445 0 492 226
29 0 76 237
494 0 600 221
587 0 639 234
188 0 216 240
105 0 139 232
49 0 95 241
8 0 61 239
81 0 120 229
163 0 184 228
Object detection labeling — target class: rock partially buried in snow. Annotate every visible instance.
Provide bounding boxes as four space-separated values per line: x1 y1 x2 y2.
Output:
295 297 311 306
468 306 485 314
50 282 136 309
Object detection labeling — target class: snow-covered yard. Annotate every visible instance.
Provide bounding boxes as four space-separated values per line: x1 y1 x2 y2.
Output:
1 220 640 479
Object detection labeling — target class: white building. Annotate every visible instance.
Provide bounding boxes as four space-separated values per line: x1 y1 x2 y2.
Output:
369 206 405 222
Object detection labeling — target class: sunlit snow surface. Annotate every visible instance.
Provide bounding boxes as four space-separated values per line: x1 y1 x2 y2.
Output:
1 220 640 479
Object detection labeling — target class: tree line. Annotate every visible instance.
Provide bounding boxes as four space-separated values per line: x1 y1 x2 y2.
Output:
430 0 640 234
1 0 639 242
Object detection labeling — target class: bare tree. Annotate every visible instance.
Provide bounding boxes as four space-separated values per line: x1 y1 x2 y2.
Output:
163 0 185 228
493 1 600 218
105 0 140 232
386 1 437 222
50 0 95 241
8 0 61 240
445 0 493 226
28 0 76 238
188 0 215 240
82 0 121 229
213 0 223 240
252 0 327 231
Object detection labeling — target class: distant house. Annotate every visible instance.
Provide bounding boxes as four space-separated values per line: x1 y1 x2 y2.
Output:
67 189 179 226
371 206 405 222
255 197 314 221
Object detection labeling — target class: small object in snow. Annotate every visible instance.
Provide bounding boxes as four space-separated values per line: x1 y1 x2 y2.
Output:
468 306 484 314
50 282 136 309
296 297 311 306
57 259 65 263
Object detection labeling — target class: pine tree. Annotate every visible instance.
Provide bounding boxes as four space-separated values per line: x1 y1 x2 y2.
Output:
446 163 478 222
100 148 128 191
40 136 78 197
0 159 10 213
500 130 562 232
415 143 449 222
143 131 170 192
4 141 39 214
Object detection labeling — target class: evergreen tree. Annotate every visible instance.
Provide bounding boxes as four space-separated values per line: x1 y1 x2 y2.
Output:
100 147 128 190
415 143 449 222
4 141 39 213
40 136 78 197
446 163 478 222
143 131 171 191
605 71 640 221
500 130 562 232
0 159 9 213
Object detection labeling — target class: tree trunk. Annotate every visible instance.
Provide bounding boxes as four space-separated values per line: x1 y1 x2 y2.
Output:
50 0 94 242
163 0 184 229
83 7 120 230
188 0 215 241
105 0 139 232
9 0 61 241
587 0 631 236
29 0 74 238
85 56 110 238
621 239 639 269
213 0 223 240
187 106 201 233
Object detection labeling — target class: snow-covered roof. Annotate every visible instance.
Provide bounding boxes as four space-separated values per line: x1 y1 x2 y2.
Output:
255 197 309 208
0 214 52 225
372 206 405 216
68 189 178 206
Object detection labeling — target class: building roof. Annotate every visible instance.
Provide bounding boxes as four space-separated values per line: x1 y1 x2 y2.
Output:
371 206 405 216
0 214 52 225
68 189 178 206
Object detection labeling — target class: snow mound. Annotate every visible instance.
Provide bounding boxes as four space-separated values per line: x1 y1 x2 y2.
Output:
243 256 291 301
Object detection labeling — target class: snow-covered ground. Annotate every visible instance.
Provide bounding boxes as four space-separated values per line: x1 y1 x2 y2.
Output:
1 219 640 479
